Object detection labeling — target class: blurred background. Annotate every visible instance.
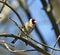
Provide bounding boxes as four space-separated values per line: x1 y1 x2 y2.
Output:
0 0 60 55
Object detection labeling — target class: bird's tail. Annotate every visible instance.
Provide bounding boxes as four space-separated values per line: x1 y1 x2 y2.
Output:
11 38 18 44
11 31 20 44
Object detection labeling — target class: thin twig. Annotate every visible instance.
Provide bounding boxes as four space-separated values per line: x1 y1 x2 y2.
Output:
51 35 60 54
0 0 7 13
28 35 60 51
23 49 36 52
9 17 20 29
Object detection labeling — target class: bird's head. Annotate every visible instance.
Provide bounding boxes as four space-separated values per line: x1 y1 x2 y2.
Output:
29 18 36 27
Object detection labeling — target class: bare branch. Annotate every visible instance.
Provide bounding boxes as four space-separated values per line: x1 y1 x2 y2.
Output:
41 0 60 46
28 35 60 51
0 33 60 51
51 35 60 54
0 0 7 13
9 17 20 29
0 33 51 55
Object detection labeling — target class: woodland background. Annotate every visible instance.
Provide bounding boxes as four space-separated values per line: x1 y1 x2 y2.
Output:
0 0 60 55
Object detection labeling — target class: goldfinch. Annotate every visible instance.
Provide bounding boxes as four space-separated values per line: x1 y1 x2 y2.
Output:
11 18 36 44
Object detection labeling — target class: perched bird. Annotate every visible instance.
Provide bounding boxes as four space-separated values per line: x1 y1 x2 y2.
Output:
11 18 36 44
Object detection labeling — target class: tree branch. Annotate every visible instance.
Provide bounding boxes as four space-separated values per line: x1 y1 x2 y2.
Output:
0 0 7 13
51 35 60 54
40 0 60 46
9 17 20 29
0 33 51 55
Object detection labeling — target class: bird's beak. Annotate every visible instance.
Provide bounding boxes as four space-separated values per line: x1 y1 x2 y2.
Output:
34 21 36 23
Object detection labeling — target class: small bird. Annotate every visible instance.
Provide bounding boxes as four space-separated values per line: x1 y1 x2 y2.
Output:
11 18 36 44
